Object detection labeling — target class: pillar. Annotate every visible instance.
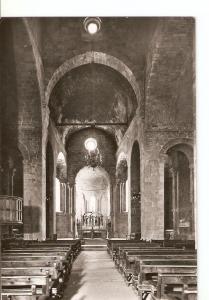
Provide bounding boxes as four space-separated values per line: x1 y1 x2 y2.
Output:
23 158 43 240
60 181 67 212
110 179 115 236
68 179 75 237
189 163 195 238
142 154 166 240
170 167 177 237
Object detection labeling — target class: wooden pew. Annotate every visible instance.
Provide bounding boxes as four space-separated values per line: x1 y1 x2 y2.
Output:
113 244 163 263
2 244 74 271
118 248 196 283
4 239 81 257
118 248 196 271
134 263 196 299
151 273 197 300
4 243 76 261
106 239 195 259
1 266 58 277
16 240 81 259
109 241 161 259
117 247 177 266
1 239 81 299
123 256 196 284
1 274 50 300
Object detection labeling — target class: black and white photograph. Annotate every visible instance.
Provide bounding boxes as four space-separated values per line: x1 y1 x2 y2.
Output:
0 1 208 298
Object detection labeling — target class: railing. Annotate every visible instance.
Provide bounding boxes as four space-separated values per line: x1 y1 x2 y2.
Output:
76 212 109 230
0 195 23 224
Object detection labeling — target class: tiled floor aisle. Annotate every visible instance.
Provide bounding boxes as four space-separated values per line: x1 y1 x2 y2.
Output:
62 250 138 300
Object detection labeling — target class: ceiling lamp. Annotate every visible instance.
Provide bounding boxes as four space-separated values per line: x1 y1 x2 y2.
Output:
85 138 97 152
84 17 101 35
84 138 102 169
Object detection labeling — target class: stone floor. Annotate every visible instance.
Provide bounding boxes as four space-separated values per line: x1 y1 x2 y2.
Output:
62 243 138 300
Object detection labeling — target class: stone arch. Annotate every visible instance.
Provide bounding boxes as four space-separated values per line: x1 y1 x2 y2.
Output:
66 126 117 181
45 51 141 107
75 166 111 238
56 152 67 181
163 140 194 240
160 138 193 156
23 19 45 121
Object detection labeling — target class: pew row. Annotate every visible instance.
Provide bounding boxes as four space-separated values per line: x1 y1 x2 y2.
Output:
131 261 197 300
1 239 81 299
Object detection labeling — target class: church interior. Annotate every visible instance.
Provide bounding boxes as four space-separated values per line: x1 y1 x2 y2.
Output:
0 17 196 300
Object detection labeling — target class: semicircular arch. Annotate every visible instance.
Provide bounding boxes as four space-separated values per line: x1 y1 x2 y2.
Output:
45 51 141 108
160 138 193 155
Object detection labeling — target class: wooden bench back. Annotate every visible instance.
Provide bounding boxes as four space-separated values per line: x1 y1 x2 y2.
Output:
156 273 197 299
1 260 58 268
1 266 58 278
139 264 196 283
2 255 66 261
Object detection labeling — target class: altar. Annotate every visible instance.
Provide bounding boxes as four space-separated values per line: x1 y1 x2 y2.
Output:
76 212 109 239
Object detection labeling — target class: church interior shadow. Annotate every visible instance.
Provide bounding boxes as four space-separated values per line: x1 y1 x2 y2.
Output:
62 261 87 300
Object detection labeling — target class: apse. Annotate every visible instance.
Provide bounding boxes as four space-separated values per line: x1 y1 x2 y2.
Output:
75 166 110 220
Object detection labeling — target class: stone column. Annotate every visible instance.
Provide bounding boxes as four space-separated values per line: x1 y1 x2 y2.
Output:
142 154 166 240
119 182 122 212
23 158 43 240
66 183 71 234
68 179 75 237
60 181 67 212
170 167 178 237
66 183 70 214
176 170 180 236
189 163 195 236
110 179 115 236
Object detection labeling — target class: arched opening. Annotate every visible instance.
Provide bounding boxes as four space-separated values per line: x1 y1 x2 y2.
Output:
164 144 194 240
46 142 54 239
75 166 111 238
55 152 67 213
46 51 141 108
55 151 68 238
130 141 141 238
66 127 116 238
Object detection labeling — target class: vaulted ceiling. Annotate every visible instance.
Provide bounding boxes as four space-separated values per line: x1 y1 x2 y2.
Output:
49 63 137 125
0 17 195 148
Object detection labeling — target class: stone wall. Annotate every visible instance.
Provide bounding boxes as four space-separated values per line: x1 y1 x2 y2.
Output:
0 17 195 241
0 19 44 239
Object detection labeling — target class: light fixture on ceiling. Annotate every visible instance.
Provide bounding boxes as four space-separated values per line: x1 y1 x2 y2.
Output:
84 17 101 35
84 137 102 169
85 138 97 152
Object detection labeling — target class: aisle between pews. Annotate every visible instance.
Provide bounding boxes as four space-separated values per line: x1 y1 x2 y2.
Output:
62 250 138 300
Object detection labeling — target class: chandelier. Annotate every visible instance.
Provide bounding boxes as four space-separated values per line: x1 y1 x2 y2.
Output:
84 138 102 169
